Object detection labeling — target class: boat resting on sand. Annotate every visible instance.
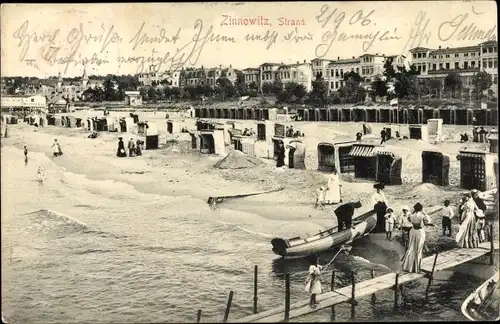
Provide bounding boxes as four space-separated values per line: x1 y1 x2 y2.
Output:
461 271 500 321
271 209 377 258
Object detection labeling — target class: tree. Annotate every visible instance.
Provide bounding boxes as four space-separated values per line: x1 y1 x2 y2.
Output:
370 77 388 101
271 79 283 95
291 83 307 102
444 72 462 98
427 78 442 98
343 71 363 83
383 59 397 80
393 64 420 99
309 76 328 107
472 71 493 101
262 83 274 95
277 90 291 103
216 77 235 101
139 87 149 101
147 86 157 103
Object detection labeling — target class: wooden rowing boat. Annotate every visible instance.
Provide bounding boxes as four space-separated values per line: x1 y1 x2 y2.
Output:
461 271 500 321
271 209 377 258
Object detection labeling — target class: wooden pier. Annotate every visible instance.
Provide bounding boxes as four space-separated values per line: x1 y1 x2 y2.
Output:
233 241 499 323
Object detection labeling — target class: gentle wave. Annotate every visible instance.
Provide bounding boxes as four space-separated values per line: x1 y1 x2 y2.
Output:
25 209 89 232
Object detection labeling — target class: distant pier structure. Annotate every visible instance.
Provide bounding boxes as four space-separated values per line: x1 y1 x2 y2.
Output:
195 106 498 126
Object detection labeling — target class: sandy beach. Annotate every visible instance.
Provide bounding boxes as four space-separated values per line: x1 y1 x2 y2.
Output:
2 114 497 248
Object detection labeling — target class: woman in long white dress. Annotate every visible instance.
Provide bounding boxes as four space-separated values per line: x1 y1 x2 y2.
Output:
455 193 480 248
401 202 432 273
304 255 323 308
323 168 341 204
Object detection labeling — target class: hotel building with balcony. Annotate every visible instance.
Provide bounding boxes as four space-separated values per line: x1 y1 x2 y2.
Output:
408 41 498 95
259 61 313 92
311 54 406 93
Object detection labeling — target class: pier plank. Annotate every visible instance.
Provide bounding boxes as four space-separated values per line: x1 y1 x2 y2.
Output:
235 242 498 323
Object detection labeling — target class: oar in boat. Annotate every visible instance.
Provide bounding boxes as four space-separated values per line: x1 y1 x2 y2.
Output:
207 187 284 207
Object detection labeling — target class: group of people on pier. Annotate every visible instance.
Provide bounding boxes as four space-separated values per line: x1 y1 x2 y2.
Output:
304 182 492 307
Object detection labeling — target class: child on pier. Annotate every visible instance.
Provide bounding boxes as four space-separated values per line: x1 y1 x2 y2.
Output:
305 255 323 308
441 199 454 237
385 208 395 240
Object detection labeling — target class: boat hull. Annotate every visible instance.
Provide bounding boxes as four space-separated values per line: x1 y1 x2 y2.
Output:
461 271 500 321
271 210 377 258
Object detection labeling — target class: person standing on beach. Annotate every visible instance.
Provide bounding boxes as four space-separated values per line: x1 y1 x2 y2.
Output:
128 138 135 157
304 254 323 309
135 139 142 156
51 139 60 157
472 127 479 142
276 141 285 168
117 137 127 157
380 128 387 144
401 202 432 273
324 168 342 204
441 199 454 237
24 145 28 164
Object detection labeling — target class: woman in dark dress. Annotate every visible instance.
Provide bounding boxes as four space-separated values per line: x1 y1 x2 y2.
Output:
371 182 388 233
117 137 127 157
276 141 285 167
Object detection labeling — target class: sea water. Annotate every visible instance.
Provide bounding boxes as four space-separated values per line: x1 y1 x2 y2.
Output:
0 145 489 323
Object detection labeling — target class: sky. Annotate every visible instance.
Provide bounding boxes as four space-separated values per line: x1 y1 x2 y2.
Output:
0 1 497 78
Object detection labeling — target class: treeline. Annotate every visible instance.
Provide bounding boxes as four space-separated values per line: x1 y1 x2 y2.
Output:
139 75 261 103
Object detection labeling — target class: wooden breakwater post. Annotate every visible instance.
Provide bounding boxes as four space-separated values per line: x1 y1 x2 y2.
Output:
350 271 356 320
370 269 376 304
394 273 400 309
196 310 202 323
425 252 439 301
490 224 495 265
253 265 258 314
284 273 290 322
330 270 336 320
223 291 234 323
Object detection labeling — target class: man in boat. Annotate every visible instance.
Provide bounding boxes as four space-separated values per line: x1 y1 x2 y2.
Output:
334 201 363 231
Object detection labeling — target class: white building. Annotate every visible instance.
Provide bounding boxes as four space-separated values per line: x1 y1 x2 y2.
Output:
260 62 282 90
138 66 182 88
1 94 47 112
409 41 498 96
277 61 313 91
328 57 361 92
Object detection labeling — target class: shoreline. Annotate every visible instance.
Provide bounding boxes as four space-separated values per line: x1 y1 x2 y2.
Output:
1 121 497 247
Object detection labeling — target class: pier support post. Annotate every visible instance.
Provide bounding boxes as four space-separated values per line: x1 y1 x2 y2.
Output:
196 310 202 323
394 273 399 309
371 270 376 304
425 252 439 301
490 224 495 265
350 272 356 320
223 291 234 323
253 265 258 314
284 273 290 322
331 271 336 320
